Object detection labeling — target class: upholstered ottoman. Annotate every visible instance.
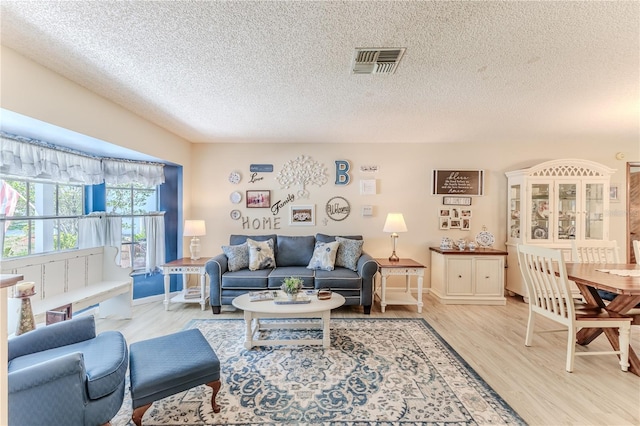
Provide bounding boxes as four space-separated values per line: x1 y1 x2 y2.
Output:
129 329 221 426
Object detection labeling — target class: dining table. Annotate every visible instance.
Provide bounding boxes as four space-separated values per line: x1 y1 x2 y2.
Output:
565 262 640 376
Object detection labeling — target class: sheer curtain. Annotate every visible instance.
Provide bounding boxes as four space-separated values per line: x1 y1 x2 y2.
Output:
145 213 165 274
1 136 166 186
103 159 165 186
0 136 103 184
78 213 105 248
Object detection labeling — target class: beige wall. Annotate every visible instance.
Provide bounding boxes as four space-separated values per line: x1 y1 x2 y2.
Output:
192 142 637 277
2 46 638 274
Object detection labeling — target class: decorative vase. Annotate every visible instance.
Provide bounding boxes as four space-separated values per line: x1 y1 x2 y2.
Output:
281 277 303 301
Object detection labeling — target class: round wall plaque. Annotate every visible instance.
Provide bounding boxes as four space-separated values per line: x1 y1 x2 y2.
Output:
326 196 351 221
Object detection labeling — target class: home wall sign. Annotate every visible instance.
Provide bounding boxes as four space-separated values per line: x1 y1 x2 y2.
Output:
335 160 351 185
432 170 484 196
276 155 328 199
326 196 351 221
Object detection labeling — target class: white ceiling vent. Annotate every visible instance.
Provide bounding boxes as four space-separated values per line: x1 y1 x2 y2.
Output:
352 48 406 75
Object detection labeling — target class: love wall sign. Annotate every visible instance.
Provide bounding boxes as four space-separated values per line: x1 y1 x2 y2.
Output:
432 170 484 196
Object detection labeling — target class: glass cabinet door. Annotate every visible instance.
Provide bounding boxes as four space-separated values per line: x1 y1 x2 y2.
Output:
509 184 521 239
530 183 550 241
584 183 604 240
556 183 577 240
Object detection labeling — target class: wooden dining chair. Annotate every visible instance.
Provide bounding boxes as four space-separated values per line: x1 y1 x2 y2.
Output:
571 240 620 264
517 244 632 372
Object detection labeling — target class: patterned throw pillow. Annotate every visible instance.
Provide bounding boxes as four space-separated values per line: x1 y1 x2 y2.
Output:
307 241 340 271
222 242 249 272
335 236 364 271
247 238 276 271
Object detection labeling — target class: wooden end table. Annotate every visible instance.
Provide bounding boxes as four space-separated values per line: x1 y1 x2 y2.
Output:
375 258 426 313
162 258 210 311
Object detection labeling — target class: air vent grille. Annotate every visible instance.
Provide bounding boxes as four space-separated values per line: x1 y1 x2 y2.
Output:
352 48 405 75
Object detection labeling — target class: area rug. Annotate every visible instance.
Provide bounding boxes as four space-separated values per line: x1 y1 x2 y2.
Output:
112 318 525 425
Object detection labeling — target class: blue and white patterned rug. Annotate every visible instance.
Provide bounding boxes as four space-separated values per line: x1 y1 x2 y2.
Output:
112 318 525 425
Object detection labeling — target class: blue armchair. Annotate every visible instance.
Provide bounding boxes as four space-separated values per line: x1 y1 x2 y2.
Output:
8 315 128 426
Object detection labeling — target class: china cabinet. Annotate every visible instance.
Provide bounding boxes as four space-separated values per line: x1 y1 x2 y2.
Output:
505 159 615 298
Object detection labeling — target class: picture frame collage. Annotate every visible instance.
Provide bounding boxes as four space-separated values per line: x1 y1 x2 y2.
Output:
439 207 472 230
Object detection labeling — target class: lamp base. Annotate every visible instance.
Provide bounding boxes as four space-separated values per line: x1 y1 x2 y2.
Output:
388 233 400 262
189 236 201 260
388 252 399 262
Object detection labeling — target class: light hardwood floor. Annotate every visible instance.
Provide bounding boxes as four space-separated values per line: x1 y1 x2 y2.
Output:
98 293 640 426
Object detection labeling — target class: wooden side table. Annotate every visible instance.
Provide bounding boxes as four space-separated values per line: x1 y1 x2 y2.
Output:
162 258 211 311
374 258 426 313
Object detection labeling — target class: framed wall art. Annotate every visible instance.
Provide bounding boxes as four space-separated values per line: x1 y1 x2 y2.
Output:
290 205 315 226
246 190 270 208
442 196 472 206
433 170 484 196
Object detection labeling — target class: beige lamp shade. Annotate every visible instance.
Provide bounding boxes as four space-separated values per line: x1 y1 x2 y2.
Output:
183 220 206 237
383 213 407 233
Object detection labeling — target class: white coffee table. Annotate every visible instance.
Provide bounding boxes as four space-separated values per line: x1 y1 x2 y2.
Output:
232 292 345 349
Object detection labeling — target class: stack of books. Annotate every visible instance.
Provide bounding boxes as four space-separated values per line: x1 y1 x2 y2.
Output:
184 287 202 299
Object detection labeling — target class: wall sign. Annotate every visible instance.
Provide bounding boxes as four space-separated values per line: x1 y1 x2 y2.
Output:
326 196 351 221
432 170 484 196
250 164 273 173
335 160 351 185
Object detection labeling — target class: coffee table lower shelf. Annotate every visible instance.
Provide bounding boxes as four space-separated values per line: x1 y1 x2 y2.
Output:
232 292 346 350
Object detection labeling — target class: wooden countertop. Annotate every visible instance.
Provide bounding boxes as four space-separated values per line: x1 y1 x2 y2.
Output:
1 274 23 289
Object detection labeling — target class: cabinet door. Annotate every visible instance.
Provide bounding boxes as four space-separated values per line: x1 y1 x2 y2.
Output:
508 184 521 241
446 258 473 295
555 182 578 242
582 182 606 240
529 182 551 242
474 258 503 296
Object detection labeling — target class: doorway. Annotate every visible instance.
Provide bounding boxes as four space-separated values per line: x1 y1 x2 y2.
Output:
627 162 640 263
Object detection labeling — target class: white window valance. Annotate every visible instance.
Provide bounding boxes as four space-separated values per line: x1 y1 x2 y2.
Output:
103 159 165 187
0 136 103 184
0 135 165 186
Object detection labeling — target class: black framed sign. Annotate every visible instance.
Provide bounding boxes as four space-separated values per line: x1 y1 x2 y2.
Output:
432 170 484 196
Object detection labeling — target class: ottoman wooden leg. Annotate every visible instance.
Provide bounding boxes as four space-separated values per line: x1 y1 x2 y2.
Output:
132 403 152 426
207 380 222 413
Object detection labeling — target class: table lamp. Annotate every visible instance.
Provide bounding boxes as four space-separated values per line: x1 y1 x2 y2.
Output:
184 220 206 260
383 213 407 261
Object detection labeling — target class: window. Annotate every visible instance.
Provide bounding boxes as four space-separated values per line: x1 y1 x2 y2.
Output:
1 179 83 258
106 183 159 270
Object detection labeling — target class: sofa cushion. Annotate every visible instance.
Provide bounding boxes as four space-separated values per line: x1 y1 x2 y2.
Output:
221 269 271 289
247 238 276 271
268 266 315 289
276 235 315 266
222 242 249 272
314 268 361 290
335 236 364 271
307 241 340 271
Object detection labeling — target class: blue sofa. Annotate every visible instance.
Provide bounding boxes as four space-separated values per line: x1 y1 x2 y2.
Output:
7 315 128 426
206 233 378 314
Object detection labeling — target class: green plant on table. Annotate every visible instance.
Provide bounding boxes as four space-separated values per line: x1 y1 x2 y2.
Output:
281 276 303 295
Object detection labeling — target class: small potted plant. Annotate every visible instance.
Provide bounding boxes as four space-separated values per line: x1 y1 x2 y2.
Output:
281 276 303 300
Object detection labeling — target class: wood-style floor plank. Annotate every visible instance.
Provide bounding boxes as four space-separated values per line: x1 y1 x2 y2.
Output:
97 293 640 426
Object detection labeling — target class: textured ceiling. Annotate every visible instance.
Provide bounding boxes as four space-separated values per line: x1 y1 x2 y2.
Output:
1 1 639 145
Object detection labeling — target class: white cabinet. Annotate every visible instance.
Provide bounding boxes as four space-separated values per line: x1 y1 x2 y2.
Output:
429 247 506 305
505 159 615 297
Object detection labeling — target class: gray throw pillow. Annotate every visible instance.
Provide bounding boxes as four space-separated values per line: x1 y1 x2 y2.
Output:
222 242 249 272
307 241 340 271
335 236 364 271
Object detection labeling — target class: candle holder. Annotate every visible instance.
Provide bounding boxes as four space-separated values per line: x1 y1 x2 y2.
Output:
14 293 36 336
